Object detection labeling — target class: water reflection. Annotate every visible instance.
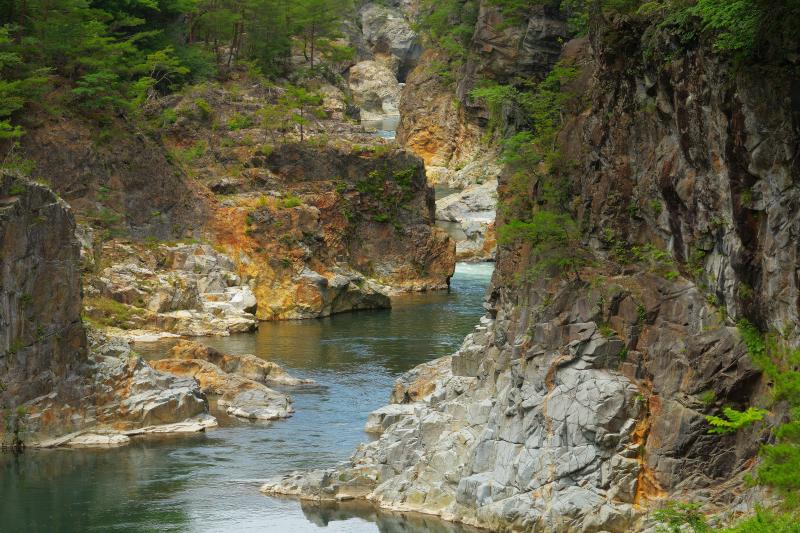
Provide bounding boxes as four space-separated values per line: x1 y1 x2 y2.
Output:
2 263 494 533
298 499 484 533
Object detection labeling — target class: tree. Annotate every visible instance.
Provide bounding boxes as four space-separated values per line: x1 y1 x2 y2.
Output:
288 0 352 69
282 86 325 142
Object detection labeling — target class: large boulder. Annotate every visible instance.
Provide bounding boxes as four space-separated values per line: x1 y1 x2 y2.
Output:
151 358 293 421
168 340 314 386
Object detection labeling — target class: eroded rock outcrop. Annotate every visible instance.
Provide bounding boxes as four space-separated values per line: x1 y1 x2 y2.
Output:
261 8 798 532
209 143 455 320
0 177 218 447
151 340 311 421
83 240 258 337
436 180 497 261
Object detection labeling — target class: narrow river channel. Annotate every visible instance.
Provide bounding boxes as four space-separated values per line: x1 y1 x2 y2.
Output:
1 263 493 533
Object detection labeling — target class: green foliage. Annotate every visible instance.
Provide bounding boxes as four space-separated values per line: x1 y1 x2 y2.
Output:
83 296 148 330
0 0 355 135
652 501 709 533
194 98 212 120
690 0 762 55
735 320 800 507
699 389 716 407
498 212 590 279
227 113 254 131
279 195 302 209
719 507 800 532
705 406 767 435
0 25 47 140
416 0 479 73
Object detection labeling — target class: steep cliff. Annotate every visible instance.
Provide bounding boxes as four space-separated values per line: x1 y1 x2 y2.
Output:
261 6 799 532
0 175 86 405
0 175 231 445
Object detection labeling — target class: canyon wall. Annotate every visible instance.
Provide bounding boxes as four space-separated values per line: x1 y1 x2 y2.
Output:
262 7 799 532
0 175 86 406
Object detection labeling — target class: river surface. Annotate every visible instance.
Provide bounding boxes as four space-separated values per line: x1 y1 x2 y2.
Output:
1 263 494 533
361 115 401 140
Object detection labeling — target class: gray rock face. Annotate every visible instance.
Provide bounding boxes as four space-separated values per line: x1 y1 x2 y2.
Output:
0 175 86 405
567 21 800 336
359 3 421 80
263 271 761 531
436 180 497 261
349 60 402 121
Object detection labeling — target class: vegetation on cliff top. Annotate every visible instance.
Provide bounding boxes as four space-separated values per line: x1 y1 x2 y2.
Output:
0 0 354 149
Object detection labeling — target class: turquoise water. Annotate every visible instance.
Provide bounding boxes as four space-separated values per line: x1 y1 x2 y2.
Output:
0 263 494 533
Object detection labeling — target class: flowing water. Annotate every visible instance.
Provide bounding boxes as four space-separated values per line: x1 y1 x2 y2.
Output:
360 115 401 140
1 263 494 533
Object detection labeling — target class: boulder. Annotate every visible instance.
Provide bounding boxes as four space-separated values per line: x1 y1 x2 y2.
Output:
168 340 314 386
151 358 293 421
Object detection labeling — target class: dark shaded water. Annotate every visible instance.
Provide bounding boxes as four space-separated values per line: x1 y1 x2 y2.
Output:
1 263 493 533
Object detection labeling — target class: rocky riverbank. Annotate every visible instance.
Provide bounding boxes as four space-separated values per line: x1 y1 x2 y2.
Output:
259 1 799 531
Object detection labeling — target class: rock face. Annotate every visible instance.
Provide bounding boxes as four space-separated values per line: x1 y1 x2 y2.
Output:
349 60 402 121
567 21 800 335
397 49 484 170
0 176 86 406
19 112 205 239
397 3 568 177
358 3 421 80
263 270 761 531
83 240 258 337
261 10 798 533
0 177 218 446
436 180 497 261
213 143 455 320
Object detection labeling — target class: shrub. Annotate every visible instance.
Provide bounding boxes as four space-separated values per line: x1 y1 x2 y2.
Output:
194 98 212 120
227 113 254 131
706 406 767 435
280 195 302 209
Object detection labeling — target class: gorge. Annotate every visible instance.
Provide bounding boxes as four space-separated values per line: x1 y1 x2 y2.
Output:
2 0 799 532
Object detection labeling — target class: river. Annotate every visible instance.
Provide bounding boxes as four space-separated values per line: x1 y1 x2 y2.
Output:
0 263 493 533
